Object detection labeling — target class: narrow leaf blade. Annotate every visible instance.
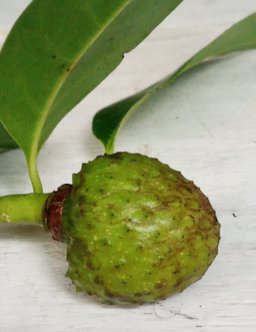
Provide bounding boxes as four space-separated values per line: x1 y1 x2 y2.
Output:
93 13 256 153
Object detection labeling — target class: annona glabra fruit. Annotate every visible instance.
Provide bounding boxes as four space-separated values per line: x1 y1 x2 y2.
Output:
54 152 220 304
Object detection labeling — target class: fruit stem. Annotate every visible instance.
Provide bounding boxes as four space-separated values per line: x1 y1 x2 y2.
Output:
0 193 49 225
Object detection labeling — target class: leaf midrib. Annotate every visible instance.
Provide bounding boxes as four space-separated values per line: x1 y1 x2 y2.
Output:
29 0 132 163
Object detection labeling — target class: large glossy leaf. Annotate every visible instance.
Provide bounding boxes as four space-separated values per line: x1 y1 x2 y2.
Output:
0 0 182 192
93 13 256 153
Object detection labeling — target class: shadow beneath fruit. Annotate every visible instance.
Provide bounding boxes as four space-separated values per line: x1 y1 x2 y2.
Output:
0 223 46 241
0 223 68 291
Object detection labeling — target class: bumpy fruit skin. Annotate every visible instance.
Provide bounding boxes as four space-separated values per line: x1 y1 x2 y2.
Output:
62 152 220 304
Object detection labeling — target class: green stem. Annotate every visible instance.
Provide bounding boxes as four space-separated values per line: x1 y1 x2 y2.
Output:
27 156 43 194
0 193 49 225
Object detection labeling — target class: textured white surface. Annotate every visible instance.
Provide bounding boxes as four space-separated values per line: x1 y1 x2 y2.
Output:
1 1 256 331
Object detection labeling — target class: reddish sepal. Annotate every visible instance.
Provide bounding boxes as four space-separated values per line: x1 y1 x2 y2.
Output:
44 184 72 241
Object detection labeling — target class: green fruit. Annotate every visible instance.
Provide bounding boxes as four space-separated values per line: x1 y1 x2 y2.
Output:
62 152 220 304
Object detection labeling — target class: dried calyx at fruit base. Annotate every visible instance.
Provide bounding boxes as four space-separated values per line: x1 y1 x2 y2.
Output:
0 152 220 304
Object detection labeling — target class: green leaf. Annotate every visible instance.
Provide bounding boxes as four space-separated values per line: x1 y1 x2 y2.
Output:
93 13 256 154
0 0 182 192
0 122 17 151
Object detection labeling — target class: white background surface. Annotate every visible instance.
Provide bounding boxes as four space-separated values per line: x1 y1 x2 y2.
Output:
1 1 256 331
